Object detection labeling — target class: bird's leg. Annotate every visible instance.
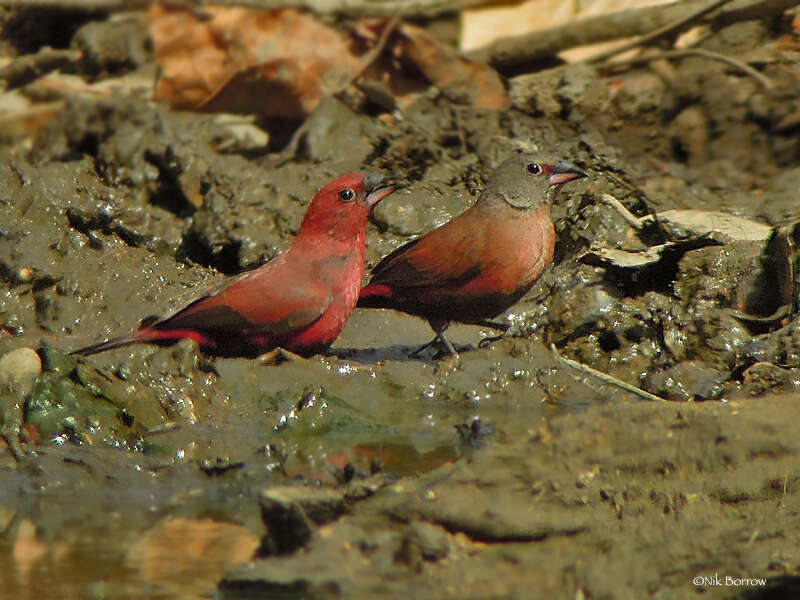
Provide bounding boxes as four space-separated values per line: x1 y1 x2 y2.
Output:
429 319 460 361
409 320 460 361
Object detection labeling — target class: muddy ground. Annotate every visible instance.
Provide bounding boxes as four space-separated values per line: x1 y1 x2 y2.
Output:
1 4 800 599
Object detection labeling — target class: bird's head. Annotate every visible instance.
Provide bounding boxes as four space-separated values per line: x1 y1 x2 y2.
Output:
299 172 400 242
483 153 587 210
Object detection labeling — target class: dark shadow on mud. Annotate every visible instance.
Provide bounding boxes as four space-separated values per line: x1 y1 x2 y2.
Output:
330 345 439 364
330 342 479 364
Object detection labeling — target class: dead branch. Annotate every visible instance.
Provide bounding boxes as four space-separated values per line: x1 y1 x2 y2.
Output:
584 0 732 64
0 0 510 17
466 0 799 73
0 0 148 8
602 47 775 88
550 344 668 403
267 15 400 167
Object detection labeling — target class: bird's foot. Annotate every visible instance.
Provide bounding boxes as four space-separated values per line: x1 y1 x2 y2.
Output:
410 337 466 367
477 322 526 349
478 334 502 349
257 348 305 366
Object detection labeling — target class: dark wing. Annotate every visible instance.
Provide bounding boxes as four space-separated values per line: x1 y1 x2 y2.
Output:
154 259 335 337
367 209 485 291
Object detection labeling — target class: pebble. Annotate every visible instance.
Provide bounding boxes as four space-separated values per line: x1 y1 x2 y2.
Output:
0 347 42 396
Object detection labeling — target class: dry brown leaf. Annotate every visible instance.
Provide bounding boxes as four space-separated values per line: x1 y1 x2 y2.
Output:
149 2 235 109
149 3 357 118
150 4 508 118
394 22 509 109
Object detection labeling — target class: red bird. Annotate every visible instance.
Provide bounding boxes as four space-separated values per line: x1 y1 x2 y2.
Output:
73 173 399 358
357 153 587 358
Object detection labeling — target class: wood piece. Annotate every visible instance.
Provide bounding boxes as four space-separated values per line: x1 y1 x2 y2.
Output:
466 0 798 73
0 0 506 17
601 47 774 88
584 0 732 64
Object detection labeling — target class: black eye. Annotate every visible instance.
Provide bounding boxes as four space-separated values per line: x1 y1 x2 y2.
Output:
527 163 541 175
339 188 355 201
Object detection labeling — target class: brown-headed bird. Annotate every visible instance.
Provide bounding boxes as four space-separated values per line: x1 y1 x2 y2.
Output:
72 173 399 358
357 153 586 358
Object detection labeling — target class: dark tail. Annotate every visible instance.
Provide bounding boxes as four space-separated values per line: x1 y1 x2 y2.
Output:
70 334 139 356
356 284 393 309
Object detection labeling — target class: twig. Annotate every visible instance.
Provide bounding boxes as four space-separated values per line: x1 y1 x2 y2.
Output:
337 13 401 90
584 0 733 64
599 193 656 230
601 47 774 89
0 0 504 17
0 0 147 7
550 343 668 403
267 15 401 167
467 0 799 73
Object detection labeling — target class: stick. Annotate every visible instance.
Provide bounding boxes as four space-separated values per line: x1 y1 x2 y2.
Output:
337 13 401 90
0 0 505 17
584 0 733 64
599 193 656 230
550 343 668 403
467 0 798 73
601 47 774 89
267 15 400 166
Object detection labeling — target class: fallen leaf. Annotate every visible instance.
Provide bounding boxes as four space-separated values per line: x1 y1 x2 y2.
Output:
149 3 357 118
149 5 509 118
394 22 509 109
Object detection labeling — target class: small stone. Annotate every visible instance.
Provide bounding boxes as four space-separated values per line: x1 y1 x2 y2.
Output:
409 521 449 561
0 347 42 396
16 267 34 283
257 486 347 557
257 489 314 556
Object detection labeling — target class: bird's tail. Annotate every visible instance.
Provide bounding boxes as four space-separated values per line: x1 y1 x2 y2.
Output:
356 284 394 309
70 333 140 356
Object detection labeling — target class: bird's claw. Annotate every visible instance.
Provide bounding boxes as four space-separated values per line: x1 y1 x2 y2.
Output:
478 323 527 349
478 336 499 349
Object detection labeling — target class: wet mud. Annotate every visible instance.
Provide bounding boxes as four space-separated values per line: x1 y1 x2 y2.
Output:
1 5 800 599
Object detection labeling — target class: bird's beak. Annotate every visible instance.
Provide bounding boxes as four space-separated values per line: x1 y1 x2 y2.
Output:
364 173 404 207
549 162 588 186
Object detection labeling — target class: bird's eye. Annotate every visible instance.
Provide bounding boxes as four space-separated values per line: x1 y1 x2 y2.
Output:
527 163 542 175
339 188 355 201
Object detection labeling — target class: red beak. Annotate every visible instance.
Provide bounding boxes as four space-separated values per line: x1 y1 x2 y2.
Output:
364 173 404 207
549 162 588 186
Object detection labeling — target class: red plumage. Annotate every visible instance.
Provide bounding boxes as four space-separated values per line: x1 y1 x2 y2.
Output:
73 172 398 358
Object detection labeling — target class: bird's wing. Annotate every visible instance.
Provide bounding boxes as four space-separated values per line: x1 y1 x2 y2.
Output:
368 210 484 291
154 258 335 337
